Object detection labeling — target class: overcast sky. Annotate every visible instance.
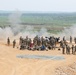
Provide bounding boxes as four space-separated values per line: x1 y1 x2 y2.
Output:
0 0 76 12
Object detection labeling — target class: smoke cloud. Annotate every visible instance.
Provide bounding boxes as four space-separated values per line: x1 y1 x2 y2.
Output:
0 27 13 40
0 10 76 41
58 25 76 40
9 10 22 35
0 10 51 40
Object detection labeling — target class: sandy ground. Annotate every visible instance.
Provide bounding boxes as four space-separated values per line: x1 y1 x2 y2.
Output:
0 40 76 75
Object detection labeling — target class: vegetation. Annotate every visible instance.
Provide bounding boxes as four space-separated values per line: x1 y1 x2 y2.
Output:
0 13 76 33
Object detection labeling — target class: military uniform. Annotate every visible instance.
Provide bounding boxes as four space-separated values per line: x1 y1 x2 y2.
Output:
62 44 65 54
74 45 76 54
19 36 23 45
7 37 10 46
63 36 65 41
70 36 72 43
74 37 76 44
67 45 70 54
72 45 74 54
13 40 16 48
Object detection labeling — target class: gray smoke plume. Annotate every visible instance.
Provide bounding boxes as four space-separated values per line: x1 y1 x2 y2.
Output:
0 10 57 40
0 10 76 40
37 27 50 37
9 10 22 35
0 27 13 40
58 25 76 40
18 26 50 39
0 10 22 40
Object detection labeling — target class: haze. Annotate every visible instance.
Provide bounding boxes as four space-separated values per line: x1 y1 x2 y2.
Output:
0 0 76 12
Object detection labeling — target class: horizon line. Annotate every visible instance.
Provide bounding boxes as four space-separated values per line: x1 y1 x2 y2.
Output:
0 10 76 13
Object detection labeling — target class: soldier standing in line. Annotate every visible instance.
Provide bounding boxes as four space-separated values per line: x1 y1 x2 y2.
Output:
19 36 23 45
63 36 65 41
29 40 34 50
66 45 68 54
74 37 76 44
33 38 37 49
50 37 55 50
7 37 10 46
60 40 64 48
74 45 76 54
67 45 70 54
70 36 72 43
71 45 74 54
37 37 41 46
41 36 44 45
62 44 65 54
64 40 67 46
28 38 31 47
13 40 16 48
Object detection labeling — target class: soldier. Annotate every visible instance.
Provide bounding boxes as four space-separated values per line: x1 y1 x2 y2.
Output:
62 44 65 54
41 36 44 45
60 40 64 48
74 37 76 44
70 36 72 43
13 40 16 48
29 40 34 50
56 37 60 43
63 36 65 41
20 42 24 50
37 37 41 46
66 45 68 54
50 37 55 50
28 38 31 47
7 37 10 46
19 36 23 45
71 45 74 54
25 36 28 46
74 45 76 54
33 38 37 48
67 45 70 54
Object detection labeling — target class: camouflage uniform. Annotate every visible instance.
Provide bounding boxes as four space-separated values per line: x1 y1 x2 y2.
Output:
74 45 76 54
71 45 74 54
74 37 76 44
7 37 10 46
66 45 70 54
62 44 65 54
50 37 55 50
37 37 41 46
70 36 72 43
13 40 16 48
63 36 65 41
19 36 23 45
41 36 44 45
60 40 64 48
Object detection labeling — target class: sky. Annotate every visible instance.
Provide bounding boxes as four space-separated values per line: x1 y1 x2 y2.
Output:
0 0 76 12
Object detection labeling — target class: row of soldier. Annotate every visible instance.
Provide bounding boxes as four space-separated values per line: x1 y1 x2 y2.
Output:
60 41 76 54
61 36 76 54
63 36 76 44
19 35 60 50
7 35 76 54
7 37 16 48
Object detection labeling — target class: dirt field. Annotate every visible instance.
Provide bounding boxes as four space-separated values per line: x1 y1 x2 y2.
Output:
0 40 76 75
